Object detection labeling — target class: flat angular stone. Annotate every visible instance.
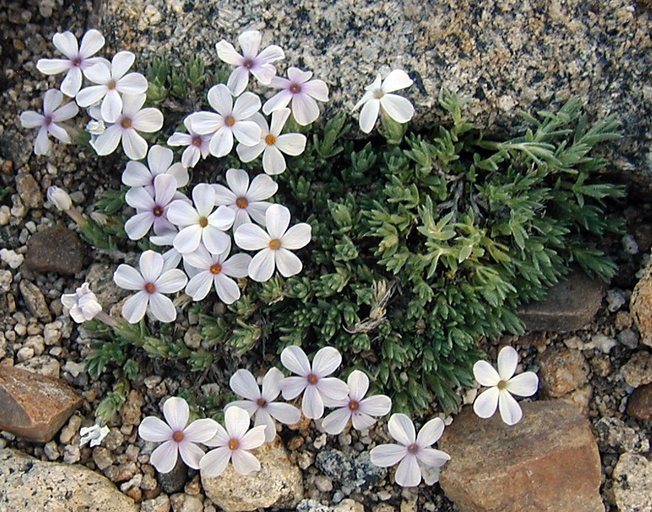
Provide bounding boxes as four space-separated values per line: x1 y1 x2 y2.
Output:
0 449 137 512
518 270 604 332
439 400 603 512
25 225 86 276
631 258 652 347
0 365 82 442
18 279 52 322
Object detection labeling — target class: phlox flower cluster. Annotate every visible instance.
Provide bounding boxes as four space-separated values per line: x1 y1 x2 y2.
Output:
137 345 450 487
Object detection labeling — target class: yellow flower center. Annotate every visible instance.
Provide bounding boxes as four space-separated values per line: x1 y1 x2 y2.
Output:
199 217 209 227
268 239 281 250
265 134 277 145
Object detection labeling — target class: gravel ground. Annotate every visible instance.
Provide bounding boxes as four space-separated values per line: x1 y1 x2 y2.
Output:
1 2 651 512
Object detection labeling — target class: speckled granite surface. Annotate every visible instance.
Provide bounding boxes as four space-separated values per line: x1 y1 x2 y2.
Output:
98 0 651 187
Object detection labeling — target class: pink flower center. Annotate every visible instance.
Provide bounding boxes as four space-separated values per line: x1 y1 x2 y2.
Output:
192 135 203 147
235 197 249 209
242 58 254 70
307 373 319 385
43 115 53 127
144 282 156 294
72 56 82 67
407 443 419 455
289 83 302 94
348 400 360 411
121 117 132 129
257 398 267 407
172 431 184 442
153 206 164 217
209 263 222 275
228 438 240 450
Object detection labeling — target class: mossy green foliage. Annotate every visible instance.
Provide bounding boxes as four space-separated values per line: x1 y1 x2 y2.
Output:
87 88 624 414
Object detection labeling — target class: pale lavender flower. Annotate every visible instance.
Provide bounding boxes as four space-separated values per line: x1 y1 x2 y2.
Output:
167 117 212 168
199 406 266 477
216 30 285 96
213 168 278 230
183 241 250 303
47 185 72 211
187 84 261 158
226 368 301 442
472 346 539 426
370 414 450 487
236 109 307 175
262 67 328 125
91 93 163 160
80 424 110 447
139 397 219 473
354 70 414 133
279 346 349 420
234 204 311 282
167 184 235 255
322 370 392 435
20 89 79 156
124 175 181 240
121 144 189 195
113 250 187 323
61 282 102 323
36 29 105 97
76 51 148 123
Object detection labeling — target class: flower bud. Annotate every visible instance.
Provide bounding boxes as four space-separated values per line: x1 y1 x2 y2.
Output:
47 186 72 211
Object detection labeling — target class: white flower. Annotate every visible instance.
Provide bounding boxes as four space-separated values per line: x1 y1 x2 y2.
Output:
322 370 392 435
279 346 349 420
183 241 250 303
370 414 450 488
200 406 266 477
226 368 301 442
20 89 79 156
167 184 235 254
236 109 307 175
213 168 277 230
354 70 414 134
124 175 181 240
263 67 329 126
91 93 163 160
187 84 261 157
138 397 219 473
216 30 285 96
234 204 311 282
36 29 105 97
76 51 148 123
47 185 72 211
61 282 102 323
472 346 539 426
121 144 189 194
80 424 110 447
86 119 105 136
167 117 212 168
150 232 183 272
113 250 188 324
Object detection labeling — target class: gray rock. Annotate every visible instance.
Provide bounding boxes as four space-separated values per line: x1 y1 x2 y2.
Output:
315 449 385 488
99 0 652 188
0 449 138 512
518 271 604 332
25 226 87 276
157 455 187 494
201 438 303 511
18 279 52 322
621 351 652 388
594 417 649 454
612 453 652 512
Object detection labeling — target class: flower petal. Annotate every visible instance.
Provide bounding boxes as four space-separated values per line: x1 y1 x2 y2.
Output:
122 129 148 160
506 372 539 397
236 141 265 163
122 293 148 323
291 94 320 125
473 360 501 387
83 61 111 84
312 346 342 377
132 108 164 133
138 416 173 442
148 293 177 322
380 94 414 124
351 412 378 431
224 168 250 197
75 84 107 107
231 449 261 475
238 30 261 59
346 370 369 401
230 369 262 401
261 367 284 401
416 417 445 448
303 79 329 102
174 225 202 254
51 101 79 122
262 90 292 115
199 446 231 477
178 441 205 470
233 120 262 147
322 408 352 435
497 346 519 381
227 66 251 97
79 29 105 58
417 448 450 469
317 377 350 405
125 212 154 240
473 386 499 419
395 454 421 487
275 248 302 277
265 204 291 239
139 250 164 283
233 92 261 120
185 272 214 301
101 89 122 123
225 405 251 439
359 394 392 417
20 111 44 129
359 98 380 133
275 133 307 156
183 418 219 443
370 444 407 467
254 409 277 443
207 84 233 115
280 376 307 400
202 227 231 255
247 249 276 282
234 223 270 250
92 124 122 155
113 264 144 290
216 40 242 66
150 440 178 474
163 397 189 432
117 72 148 95
52 31 78 58
382 69 413 93
155 269 187 294
266 402 301 426
37 58 70 75
239 424 266 450
388 413 416 446
281 345 311 376
209 129 234 158
302 384 324 419
60 68 82 97
498 389 523 426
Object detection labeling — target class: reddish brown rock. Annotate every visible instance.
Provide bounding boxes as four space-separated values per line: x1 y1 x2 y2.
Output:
0 365 83 442
439 401 603 512
631 259 652 348
627 383 652 421
518 271 604 332
538 348 589 397
25 225 86 276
